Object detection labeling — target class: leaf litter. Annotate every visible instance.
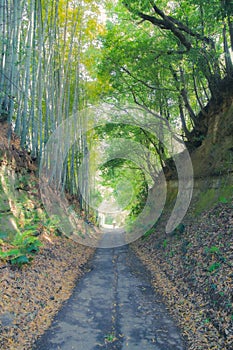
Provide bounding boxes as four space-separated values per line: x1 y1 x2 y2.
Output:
132 201 233 350
0 234 94 350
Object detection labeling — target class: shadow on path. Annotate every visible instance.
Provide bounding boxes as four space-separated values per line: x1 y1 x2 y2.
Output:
33 232 186 350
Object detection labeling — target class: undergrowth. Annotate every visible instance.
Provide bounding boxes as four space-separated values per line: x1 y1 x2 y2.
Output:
0 168 60 267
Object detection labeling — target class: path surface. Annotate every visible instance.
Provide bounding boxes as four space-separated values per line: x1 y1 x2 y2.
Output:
33 232 186 350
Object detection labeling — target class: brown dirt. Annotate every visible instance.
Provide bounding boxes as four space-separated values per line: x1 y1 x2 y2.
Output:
0 235 94 350
0 122 95 350
131 202 233 350
0 121 36 173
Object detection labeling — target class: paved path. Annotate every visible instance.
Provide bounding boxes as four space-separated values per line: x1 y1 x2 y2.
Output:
33 232 186 350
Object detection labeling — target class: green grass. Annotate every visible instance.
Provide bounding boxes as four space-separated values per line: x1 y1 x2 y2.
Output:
104 333 116 343
208 262 221 273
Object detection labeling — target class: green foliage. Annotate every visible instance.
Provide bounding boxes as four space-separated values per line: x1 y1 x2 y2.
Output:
104 333 116 343
207 246 220 255
203 318 211 324
42 215 61 234
0 168 62 267
129 180 148 218
15 174 30 190
0 231 42 267
0 215 43 267
0 248 30 267
163 239 168 249
219 185 233 203
208 262 221 273
98 132 149 224
10 255 30 266
96 0 233 160
218 196 228 204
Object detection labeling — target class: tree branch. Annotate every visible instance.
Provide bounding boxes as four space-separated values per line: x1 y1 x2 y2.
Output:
179 67 197 124
121 66 156 90
126 1 214 50
121 66 176 92
137 11 192 51
166 16 214 47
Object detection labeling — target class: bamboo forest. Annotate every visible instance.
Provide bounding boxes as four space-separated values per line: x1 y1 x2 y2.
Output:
0 1 233 350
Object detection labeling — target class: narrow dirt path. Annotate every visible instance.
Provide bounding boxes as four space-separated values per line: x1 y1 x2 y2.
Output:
33 232 186 350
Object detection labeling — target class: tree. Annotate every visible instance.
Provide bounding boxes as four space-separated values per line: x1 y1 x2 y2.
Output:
98 0 233 152
0 0 106 218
